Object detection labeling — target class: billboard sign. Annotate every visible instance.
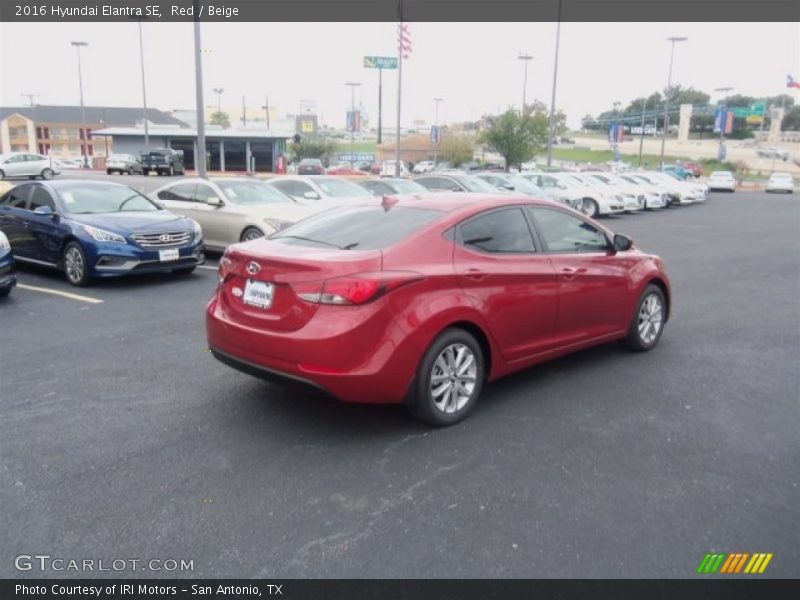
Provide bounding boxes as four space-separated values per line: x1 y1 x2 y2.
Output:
346 111 361 133
430 125 440 143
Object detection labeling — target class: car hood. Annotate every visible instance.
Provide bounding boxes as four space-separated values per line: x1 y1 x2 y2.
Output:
69 211 193 234
235 203 320 222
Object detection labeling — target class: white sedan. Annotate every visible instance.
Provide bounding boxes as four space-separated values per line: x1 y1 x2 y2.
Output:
765 172 795 193
707 171 737 192
267 175 374 207
0 152 61 180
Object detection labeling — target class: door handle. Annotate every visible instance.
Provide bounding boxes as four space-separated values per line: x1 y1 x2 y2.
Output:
560 267 587 280
464 268 488 281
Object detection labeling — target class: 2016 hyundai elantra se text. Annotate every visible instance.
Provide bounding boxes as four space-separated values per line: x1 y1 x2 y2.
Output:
207 194 671 426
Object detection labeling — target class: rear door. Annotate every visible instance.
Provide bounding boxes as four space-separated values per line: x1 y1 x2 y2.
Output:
527 206 631 344
453 206 558 361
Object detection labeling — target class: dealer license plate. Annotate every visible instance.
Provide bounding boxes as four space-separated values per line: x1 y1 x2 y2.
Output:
243 279 274 309
159 248 180 262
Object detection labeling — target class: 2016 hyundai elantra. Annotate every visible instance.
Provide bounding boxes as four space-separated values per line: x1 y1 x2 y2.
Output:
207 194 671 426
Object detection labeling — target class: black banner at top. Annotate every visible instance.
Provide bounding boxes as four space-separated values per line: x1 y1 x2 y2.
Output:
1 0 799 22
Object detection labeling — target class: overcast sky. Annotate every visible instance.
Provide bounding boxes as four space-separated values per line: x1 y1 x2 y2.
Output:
1 22 798 128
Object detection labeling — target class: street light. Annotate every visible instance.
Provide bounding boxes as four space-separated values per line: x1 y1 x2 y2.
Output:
518 53 533 113
193 4 208 179
70 41 89 168
433 97 443 167
213 88 224 113
612 101 621 161
345 82 361 165
137 20 149 149
545 0 563 168
714 86 733 162
658 36 688 167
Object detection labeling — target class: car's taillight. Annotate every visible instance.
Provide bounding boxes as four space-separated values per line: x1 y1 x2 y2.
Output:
293 271 423 305
218 251 233 284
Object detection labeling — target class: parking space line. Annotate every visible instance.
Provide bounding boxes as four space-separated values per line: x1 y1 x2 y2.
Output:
198 265 219 270
17 284 103 304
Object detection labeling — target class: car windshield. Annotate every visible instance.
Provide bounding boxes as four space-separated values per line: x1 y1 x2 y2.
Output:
389 179 429 194
58 184 159 214
313 177 368 197
506 176 544 194
272 206 442 250
771 174 792 180
711 172 733 178
453 175 498 193
215 180 293 204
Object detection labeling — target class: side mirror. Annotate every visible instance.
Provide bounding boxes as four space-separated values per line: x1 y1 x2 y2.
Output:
303 191 320 200
206 196 224 207
33 205 54 216
502 183 515 190
613 233 633 252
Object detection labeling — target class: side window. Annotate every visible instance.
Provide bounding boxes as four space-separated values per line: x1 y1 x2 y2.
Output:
457 208 535 253
270 180 298 196
419 177 452 191
158 183 196 202
368 182 391 196
528 207 609 253
194 185 217 203
1 186 31 209
30 187 56 211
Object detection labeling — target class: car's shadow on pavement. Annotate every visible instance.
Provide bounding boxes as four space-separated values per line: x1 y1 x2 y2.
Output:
224 340 634 440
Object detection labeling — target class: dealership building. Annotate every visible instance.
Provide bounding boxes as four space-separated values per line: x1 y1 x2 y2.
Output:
90 125 291 173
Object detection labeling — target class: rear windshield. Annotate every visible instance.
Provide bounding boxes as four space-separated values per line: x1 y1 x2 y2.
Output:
271 206 442 251
314 177 367 197
215 180 293 204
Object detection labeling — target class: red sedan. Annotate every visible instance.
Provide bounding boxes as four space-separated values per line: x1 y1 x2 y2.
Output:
207 194 671 426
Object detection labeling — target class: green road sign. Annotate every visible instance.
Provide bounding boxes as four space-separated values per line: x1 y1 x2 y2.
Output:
364 56 398 69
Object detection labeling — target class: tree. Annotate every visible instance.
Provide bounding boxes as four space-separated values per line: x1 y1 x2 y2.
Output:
438 133 475 167
209 111 231 128
480 105 549 171
782 106 800 130
289 138 337 165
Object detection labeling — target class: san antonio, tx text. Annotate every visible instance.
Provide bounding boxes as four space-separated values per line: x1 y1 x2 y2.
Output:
16 584 279 596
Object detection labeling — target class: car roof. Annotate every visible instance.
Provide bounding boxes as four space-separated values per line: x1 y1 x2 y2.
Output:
34 179 134 190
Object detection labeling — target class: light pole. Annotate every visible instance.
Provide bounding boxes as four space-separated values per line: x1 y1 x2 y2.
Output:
433 97 443 167
137 20 149 149
71 41 89 167
261 94 270 129
659 36 688 167
518 53 533 114
345 82 361 165
612 101 621 161
714 86 733 162
193 2 207 178
545 0 563 168
638 97 647 166
213 88 224 114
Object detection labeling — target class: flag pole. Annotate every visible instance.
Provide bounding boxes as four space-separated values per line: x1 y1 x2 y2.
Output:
394 0 404 177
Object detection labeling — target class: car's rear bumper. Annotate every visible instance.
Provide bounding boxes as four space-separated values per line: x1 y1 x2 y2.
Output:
0 258 16 291
206 294 418 404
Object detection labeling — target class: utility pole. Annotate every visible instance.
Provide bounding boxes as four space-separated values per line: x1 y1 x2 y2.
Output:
377 68 383 145
659 36 688 167
213 88 224 113
545 0 562 168
714 86 733 162
193 1 207 178
346 82 361 165
518 53 533 114
395 11 406 177
241 96 247 127
137 19 149 149
638 97 647 166
433 97 442 167
70 41 89 167
261 94 270 129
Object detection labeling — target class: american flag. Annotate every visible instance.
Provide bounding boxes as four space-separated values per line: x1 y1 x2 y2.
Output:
398 22 411 59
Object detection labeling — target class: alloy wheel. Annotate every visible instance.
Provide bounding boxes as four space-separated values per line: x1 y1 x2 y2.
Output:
637 293 663 345
430 343 477 414
65 246 85 284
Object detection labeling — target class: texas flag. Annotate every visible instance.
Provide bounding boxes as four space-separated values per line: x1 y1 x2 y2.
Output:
787 75 800 89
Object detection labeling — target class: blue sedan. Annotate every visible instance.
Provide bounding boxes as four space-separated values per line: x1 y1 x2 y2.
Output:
0 230 16 297
0 180 204 286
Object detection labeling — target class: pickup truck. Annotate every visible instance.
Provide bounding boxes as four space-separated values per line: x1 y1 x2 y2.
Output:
141 149 185 176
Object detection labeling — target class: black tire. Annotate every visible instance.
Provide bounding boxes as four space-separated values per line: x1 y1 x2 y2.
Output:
142 169 150 176
407 328 485 427
240 227 264 242
107 169 113 175
41 168 54 180
623 284 666 352
0 169 5 179
62 241 91 287
583 198 599 218
0 286 10 298
172 266 196 275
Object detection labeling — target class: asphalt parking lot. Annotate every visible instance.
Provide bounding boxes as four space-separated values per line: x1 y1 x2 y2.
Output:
1 189 798 578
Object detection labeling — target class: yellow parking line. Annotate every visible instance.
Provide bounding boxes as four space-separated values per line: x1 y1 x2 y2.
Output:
17 284 103 304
